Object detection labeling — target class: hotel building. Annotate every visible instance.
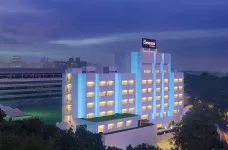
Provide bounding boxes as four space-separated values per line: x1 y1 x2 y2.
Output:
61 42 184 149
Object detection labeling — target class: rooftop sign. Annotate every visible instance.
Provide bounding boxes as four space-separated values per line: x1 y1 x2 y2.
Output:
142 38 156 49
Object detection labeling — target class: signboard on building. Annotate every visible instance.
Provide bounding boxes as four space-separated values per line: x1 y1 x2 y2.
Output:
142 38 156 49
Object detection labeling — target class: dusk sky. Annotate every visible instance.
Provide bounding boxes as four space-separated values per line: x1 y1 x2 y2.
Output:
0 0 228 71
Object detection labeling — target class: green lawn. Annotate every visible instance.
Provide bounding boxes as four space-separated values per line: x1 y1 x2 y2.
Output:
10 105 62 125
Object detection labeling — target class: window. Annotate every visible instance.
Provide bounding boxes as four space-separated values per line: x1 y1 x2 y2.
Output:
147 105 152 110
126 120 132 126
100 101 106 107
66 94 72 102
66 84 72 93
87 92 95 98
122 80 128 85
174 78 178 83
156 104 161 108
142 106 147 110
141 115 149 120
142 80 147 84
100 81 106 86
142 97 147 102
66 73 72 82
122 109 128 113
107 81 114 86
164 79 169 83
156 88 161 92
179 94 183 98
117 122 123 128
100 111 106 117
174 86 178 90
179 101 183 105
122 99 128 104
164 87 169 91
122 90 128 95
98 125 105 133
129 108 135 113
174 94 178 98
100 91 106 96
129 99 135 103
129 89 135 94
179 78 183 82
156 70 160 73
163 112 167 116
108 123 114 130
147 79 153 84
107 110 114 116
87 113 94 118
87 102 94 108
174 102 179 106
174 110 179 114
163 70 167 73
164 103 169 108
156 96 161 100
142 89 147 93
164 95 169 100
128 80 134 85
107 91 114 96
144 70 151 73
156 113 160 117
87 81 95 87
147 97 153 101
156 79 161 83
148 88 153 93
107 101 114 106
157 124 163 129
179 86 183 90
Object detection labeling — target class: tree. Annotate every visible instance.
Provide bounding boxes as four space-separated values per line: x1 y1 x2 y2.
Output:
0 108 6 122
172 102 224 150
126 143 157 150
106 146 122 150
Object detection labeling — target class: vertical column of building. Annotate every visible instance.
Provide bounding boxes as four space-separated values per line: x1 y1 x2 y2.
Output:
78 73 87 118
152 53 157 119
115 74 122 113
173 73 184 116
95 74 100 117
160 54 165 117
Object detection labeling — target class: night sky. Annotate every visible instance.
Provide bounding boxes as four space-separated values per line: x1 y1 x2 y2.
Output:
0 0 228 71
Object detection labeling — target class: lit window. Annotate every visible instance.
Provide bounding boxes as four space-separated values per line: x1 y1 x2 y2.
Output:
122 80 128 85
179 94 183 98
179 101 183 105
147 105 152 110
163 70 167 73
174 110 179 114
156 88 161 92
142 97 147 102
126 120 132 126
107 110 114 116
147 97 153 101
174 94 178 98
147 79 153 84
100 111 106 117
87 81 95 87
66 84 72 93
156 96 161 100
156 104 161 108
179 86 183 90
164 79 169 83
148 88 153 93
107 101 114 106
144 70 151 73
100 91 106 96
100 101 106 107
122 90 128 95
142 89 147 93
179 78 183 82
87 92 95 98
164 103 169 108
117 122 123 128
174 78 178 83
98 125 105 133
122 109 128 113
164 87 169 91
156 79 161 83
156 70 160 73
164 95 169 100
129 99 135 103
66 73 72 82
141 115 149 120
100 81 106 86
107 81 114 86
174 86 178 90
122 99 128 104
87 102 94 108
142 106 147 110
142 80 147 84
87 113 94 118
129 89 135 94
174 102 179 106
66 94 72 102
157 124 162 129
107 91 114 96
163 112 167 116
128 80 134 85
108 123 114 130
156 113 160 117
129 108 135 113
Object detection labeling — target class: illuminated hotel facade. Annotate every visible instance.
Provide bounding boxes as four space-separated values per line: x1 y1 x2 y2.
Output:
61 40 184 149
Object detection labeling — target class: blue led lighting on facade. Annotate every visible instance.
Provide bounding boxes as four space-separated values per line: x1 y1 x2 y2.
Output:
115 73 122 113
169 73 174 116
152 53 156 119
77 74 86 118
160 54 164 118
95 74 100 117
